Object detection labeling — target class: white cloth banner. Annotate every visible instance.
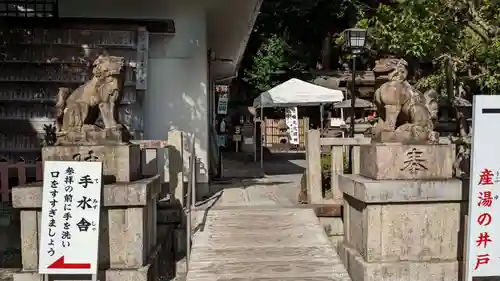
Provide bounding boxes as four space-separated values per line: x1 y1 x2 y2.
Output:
285 107 299 145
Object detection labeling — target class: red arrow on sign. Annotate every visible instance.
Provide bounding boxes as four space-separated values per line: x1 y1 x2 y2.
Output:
47 256 91 269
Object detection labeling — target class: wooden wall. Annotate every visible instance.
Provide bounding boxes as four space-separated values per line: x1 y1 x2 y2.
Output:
262 117 309 149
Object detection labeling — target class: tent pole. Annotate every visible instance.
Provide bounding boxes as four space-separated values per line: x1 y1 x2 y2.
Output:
341 108 345 138
320 103 324 136
254 113 257 162
260 107 264 174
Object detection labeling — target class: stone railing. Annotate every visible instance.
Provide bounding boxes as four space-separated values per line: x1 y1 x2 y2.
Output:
304 129 371 204
130 140 169 179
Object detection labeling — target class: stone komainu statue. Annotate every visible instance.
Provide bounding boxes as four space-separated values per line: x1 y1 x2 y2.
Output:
55 55 128 145
371 58 439 144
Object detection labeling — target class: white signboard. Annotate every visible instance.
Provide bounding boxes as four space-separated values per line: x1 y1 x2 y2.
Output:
217 93 228 115
39 161 103 275
217 134 226 147
467 95 500 280
285 107 300 145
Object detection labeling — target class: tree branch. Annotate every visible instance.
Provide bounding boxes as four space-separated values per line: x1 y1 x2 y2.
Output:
465 0 500 37
466 22 492 43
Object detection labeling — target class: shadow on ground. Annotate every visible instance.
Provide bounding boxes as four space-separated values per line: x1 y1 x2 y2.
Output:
221 149 306 178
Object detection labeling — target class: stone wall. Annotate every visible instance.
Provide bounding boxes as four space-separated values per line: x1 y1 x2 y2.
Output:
0 204 21 269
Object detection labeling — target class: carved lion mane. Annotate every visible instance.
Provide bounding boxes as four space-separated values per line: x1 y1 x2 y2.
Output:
56 55 125 134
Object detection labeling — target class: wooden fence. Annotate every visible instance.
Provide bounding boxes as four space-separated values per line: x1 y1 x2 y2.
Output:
305 129 371 204
263 117 310 149
0 161 43 203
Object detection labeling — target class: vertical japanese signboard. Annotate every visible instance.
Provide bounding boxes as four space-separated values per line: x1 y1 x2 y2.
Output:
285 107 299 145
216 85 229 115
39 161 102 275
217 93 228 115
467 95 500 280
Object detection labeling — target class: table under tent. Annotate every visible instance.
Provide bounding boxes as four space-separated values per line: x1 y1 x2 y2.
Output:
252 78 344 172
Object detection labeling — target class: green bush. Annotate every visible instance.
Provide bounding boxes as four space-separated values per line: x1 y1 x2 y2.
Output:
320 150 349 174
320 150 349 198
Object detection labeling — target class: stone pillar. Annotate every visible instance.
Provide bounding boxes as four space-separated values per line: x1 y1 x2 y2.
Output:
11 145 162 281
337 143 465 281
305 129 322 204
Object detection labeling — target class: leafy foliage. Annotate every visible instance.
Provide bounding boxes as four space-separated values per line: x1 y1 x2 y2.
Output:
240 0 370 96
320 151 348 174
242 0 500 97
242 35 303 94
355 0 500 95
371 1 458 59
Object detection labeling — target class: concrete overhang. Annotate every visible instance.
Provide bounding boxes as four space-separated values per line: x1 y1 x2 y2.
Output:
206 0 262 82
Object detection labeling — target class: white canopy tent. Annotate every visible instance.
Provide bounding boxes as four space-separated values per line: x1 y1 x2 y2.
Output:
253 78 344 108
252 78 344 173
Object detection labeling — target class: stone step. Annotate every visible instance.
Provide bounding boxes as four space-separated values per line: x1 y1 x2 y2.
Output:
192 235 329 248
187 260 348 278
184 277 346 281
204 222 319 230
190 246 336 262
198 231 328 242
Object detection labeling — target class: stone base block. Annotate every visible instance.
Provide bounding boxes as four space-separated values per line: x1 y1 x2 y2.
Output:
340 175 465 263
12 175 161 209
14 264 155 281
42 144 141 183
338 243 459 281
13 176 161 270
359 143 454 180
14 244 163 281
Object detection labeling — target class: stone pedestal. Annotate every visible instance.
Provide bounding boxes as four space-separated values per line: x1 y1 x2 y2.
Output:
339 143 466 281
359 143 454 180
42 145 141 183
11 145 162 281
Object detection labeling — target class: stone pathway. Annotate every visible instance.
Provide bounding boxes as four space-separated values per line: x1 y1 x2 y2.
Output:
205 174 302 208
183 152 350 281
185 162 350 281
186 208 351 281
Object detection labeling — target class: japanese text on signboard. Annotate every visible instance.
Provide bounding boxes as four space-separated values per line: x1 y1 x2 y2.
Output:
39 161 102 275
466 95 500 281
471 168 500 271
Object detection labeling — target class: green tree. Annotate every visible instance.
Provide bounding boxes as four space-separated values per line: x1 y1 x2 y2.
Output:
353 0 500 96
242 35 303 94
240 0 371 96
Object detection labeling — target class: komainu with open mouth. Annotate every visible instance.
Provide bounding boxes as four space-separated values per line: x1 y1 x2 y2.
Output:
371 58 439 144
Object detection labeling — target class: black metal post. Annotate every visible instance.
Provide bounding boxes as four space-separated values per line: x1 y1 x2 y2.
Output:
350 55 356 137
218 147 223 179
